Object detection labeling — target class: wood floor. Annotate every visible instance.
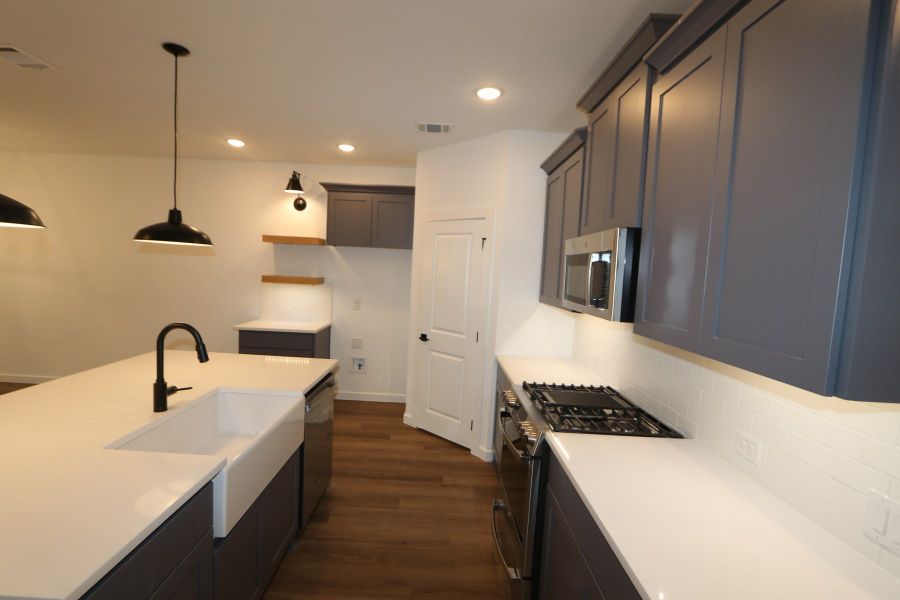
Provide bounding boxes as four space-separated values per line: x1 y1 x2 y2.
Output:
0 382 32 395
265 400 513 600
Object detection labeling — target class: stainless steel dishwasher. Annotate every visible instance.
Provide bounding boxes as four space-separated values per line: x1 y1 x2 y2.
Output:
302 372 335 527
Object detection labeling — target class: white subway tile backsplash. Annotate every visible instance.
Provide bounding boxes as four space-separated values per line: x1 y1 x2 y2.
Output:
572 314 900 578
771 399 813 436
832 454 892 494
786 433 836 473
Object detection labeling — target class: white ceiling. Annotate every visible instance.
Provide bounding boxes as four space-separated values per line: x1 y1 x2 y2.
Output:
0 0 690 166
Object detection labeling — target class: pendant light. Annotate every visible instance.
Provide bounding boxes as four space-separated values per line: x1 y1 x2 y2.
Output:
134 42 212 246
0 193 45 228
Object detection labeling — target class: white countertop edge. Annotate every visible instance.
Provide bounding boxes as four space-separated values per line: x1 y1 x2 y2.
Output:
233 319 331 334
67 458 225 600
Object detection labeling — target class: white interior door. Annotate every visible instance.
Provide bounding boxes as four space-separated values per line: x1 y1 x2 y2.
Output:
412 215 489 448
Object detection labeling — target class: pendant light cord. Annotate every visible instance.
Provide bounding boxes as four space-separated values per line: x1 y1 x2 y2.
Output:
173 53 179 210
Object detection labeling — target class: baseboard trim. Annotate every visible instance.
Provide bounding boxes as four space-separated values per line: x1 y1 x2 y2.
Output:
336 391 405 404
403 412 416 428
471 446 493 463
0 373 57 384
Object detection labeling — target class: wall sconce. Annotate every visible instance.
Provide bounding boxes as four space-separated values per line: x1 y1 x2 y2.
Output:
284 170 307 211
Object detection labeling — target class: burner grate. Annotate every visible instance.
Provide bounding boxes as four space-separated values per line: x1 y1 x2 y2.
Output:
523 381 681 438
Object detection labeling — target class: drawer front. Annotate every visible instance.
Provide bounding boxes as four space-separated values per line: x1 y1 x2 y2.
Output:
239 330 314 351
546 453 641 600
84 484 213 600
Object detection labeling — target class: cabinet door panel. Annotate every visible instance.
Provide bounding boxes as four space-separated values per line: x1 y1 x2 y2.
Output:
372 194 413 249
700 0 873 393
634 28 727 351
326 192 372 247
582 101 615 234
538 488 605 600
540 171 565 303
609 68 650 227
561 150 584 245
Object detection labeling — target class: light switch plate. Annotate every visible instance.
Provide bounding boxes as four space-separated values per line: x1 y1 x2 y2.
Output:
864 490 900 555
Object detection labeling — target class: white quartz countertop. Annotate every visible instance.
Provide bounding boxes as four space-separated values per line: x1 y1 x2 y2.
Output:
497 355 900 600
0 351 337 600
233 319 331 334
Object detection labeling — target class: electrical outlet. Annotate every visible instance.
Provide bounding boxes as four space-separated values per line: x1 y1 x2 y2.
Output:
351 357 367 374
733 432 764 466
352 298 362 311
281 306 295 316
351 337 364 350
864 490 900 555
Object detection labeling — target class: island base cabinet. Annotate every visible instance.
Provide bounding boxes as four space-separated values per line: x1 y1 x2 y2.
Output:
83 484 214 600
213 447 301 600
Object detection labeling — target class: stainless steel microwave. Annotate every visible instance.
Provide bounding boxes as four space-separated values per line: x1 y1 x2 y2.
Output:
562 228 639 321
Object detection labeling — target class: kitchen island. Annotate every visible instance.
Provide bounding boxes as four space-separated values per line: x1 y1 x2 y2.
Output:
0 351 337 600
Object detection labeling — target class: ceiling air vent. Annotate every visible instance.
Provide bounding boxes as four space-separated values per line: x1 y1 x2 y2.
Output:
0 46 55 70
416 122 452 134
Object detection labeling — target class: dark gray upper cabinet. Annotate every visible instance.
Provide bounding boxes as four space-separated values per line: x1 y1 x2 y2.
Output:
581 65 652 233
322 183 415 249
698 0 875 394
837 0 900 403
372 193 414 249
636 0 891 399
578 15 678 234
633 27 727 352
540 130 586 307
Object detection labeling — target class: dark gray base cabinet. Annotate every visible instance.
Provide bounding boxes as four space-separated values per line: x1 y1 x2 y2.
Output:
214 447 301 600
635 0 885 397
238 327 330 359
538 451 641 600
83 484 214 600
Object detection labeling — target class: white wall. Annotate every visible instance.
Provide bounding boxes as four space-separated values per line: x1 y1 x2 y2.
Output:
0 150 413 401
567 312 900 578
407 130 574 458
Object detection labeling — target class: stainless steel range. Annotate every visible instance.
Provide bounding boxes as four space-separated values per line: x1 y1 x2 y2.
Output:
492 372 681 599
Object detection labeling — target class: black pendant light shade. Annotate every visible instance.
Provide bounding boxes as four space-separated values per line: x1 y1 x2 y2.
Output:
134 42 213 247
134 208 212 245
0 193 45 228
284 171 304 194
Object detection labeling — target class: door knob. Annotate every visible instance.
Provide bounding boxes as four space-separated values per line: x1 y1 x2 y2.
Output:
419 333 429 342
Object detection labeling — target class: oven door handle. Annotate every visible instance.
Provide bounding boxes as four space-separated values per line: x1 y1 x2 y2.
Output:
500 414 532 464
491 499 522 581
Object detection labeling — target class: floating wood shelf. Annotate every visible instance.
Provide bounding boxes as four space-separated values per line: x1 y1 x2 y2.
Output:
262 235 327 246
261 275 325 285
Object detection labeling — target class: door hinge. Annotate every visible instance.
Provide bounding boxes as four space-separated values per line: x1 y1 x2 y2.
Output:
470 420 474 431
481 237 487 250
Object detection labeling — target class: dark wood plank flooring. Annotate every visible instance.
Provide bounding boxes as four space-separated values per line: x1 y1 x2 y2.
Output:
265 400 513 600
0 382 33 394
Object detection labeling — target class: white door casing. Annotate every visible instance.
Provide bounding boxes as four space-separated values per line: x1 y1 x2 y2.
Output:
408 210 491 450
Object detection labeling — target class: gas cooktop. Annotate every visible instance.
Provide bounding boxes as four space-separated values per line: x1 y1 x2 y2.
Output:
522 382 682 438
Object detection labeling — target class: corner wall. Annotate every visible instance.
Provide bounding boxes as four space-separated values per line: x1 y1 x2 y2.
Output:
0 151 413 401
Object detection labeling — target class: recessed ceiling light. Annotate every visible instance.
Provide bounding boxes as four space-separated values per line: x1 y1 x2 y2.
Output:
338 143 356 152
476 87 502 101
226 138 246 148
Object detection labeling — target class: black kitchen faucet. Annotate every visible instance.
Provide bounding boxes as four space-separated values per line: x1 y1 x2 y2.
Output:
154 322 209 412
